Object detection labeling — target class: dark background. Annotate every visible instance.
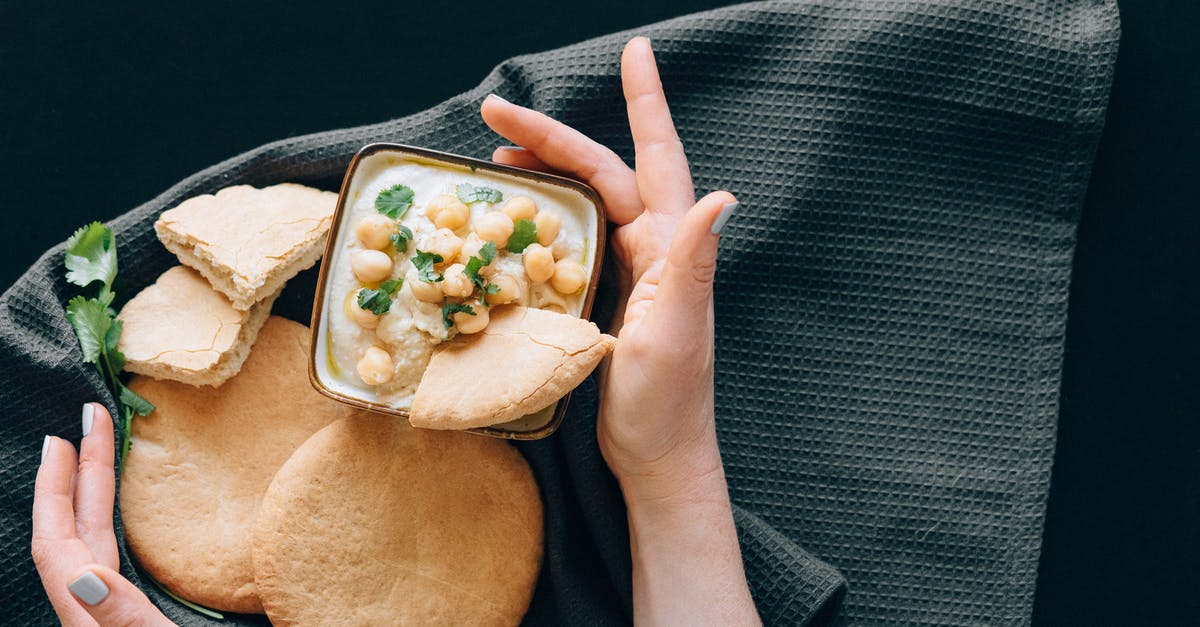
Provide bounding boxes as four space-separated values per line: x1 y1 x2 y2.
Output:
2 1 1195 624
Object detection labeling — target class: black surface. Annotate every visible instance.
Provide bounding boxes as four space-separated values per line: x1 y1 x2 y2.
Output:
1 1 1193 625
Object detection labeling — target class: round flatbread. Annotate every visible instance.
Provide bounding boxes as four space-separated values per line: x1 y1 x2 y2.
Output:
120 316 352 613
252 414 543 626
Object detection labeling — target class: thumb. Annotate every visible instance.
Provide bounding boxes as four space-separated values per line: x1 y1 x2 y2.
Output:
66 564 174 626
652 191 738 335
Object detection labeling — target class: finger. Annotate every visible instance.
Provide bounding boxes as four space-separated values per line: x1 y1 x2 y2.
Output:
621 37 694 216
34 436 80 542
649 191 737 343
492 146 555 173
75 403 118 569
67 564 174 626
480 94 643 224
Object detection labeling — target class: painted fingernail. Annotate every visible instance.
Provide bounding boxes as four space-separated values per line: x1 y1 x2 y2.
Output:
711 201 738 235
494 146 523 153
41 435 50 463
68 571 109 606
486 93 509 104
81 403 95 438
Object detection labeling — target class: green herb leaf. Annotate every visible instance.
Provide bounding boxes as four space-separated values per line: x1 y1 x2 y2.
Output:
390 224 414 253
442 302 476 328
462 241 498 292
483 283 501 295
375 184 415 219
356 279 403 315
119 383 155 416
413 250 444 283
64 222 118 290
456 183 503 204
507 219 538 253
103 319 126 374
65 296 112 365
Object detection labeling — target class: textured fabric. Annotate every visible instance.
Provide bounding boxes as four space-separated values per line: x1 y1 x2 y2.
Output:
0 1 1117 625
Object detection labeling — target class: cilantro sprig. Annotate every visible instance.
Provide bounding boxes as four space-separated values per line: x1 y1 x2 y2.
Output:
390 224 414 253
357 279 403 315
462 241 497 289
413 250 444 283
62 223 154 467
456 183 503 205
375 184 415 219
442 301 476 329
507 219 538 253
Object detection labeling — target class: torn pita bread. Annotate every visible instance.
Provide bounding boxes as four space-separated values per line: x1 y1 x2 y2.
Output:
155 183 336 310
117 265 276 387
252 413 543 626
409 305 615 430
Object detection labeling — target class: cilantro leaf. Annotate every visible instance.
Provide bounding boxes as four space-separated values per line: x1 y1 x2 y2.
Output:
483 283 501 295
413 250 444 283
103 318 126 374
456 183 503 204
462 241 498 291
356 279 404 315
507 219 538 253
375 184 415 219
119 383 155 416
65 296 112 365
390 224 414 253
477 240 497 265
442 302 475 328
64 222 118 290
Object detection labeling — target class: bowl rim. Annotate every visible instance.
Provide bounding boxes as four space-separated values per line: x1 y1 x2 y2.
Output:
307 142 607 440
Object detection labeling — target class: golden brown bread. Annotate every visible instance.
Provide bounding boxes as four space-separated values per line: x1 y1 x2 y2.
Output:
252 413 543 626
409 305 615 429
120 316 352 613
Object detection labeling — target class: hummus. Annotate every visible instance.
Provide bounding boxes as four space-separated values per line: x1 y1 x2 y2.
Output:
318 151 598 408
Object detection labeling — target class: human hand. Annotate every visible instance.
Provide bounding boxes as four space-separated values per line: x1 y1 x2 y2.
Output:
33 403 174 626
481 37 737 500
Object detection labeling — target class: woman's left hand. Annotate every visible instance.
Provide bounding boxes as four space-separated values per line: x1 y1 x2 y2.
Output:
32 403 174 626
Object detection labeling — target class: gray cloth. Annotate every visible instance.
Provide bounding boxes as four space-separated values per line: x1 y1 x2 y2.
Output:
0 1 1118 624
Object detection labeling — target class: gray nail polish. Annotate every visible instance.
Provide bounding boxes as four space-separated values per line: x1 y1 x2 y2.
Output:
711 201 738 235
41 435 50 463
487 93 509 104
68 571 109 606
81 403 94 437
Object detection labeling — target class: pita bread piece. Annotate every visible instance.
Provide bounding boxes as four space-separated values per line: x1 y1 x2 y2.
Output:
155 183 336 310
120 316 352 613
410 305 615 430
117 265 276 387
253 413 543 627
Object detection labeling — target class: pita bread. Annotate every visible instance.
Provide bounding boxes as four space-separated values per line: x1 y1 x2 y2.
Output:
252 413 543 626
117 265 276 387
120 316 352 613
409 305 615 430
155 183 336 310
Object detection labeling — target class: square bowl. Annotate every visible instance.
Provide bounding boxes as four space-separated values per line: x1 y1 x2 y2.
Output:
309 143 606 439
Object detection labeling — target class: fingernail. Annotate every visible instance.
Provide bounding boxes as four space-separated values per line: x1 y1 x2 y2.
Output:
41 436 50 463
486 93 508 104
81 403 94 438
68 571 109 606
494 146 523 153
711 201 738 235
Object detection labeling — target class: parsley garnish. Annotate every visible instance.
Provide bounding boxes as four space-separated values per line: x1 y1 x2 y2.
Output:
62 223 154 468
412 250 444 283
375 184 415 219
507 218 538 253
357 279 403 315
442 301 476 328
462 241 499 301
390 224 414 253
456 183 503 204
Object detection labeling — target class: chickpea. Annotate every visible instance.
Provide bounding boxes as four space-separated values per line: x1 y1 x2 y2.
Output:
551 239 574 260
551 258 587 295
356 346 394 385
475 211 515 248
523 243 555 283
501 195 537 221
344 289 381 329
426 194 470 231
485 273 520 305
453 305 490 334
441 263 473 298
351 249 393 283
355 214 395 250
419 228 463 265
534 210 562 246
459 233 496 270
409 277 443 303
